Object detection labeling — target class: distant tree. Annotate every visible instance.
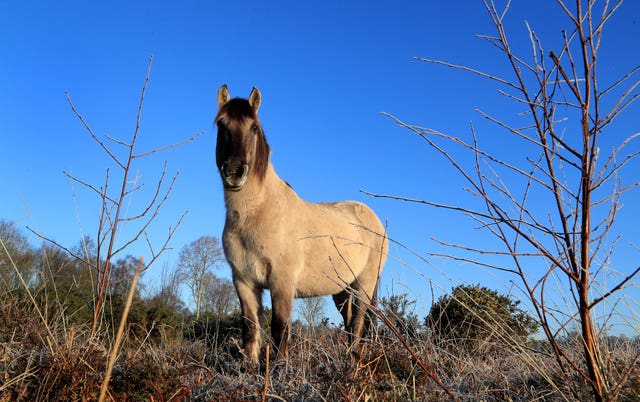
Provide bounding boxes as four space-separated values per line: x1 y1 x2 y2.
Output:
0 219 37 292
202 272 238 317
297 296 326 330
177 235 225 319
109 255 144 297
38 243 74 284
36 244 74 320
183 273 240 346
35 238 147 327
427 284 538 352
36 238 97 324
156 263 186 314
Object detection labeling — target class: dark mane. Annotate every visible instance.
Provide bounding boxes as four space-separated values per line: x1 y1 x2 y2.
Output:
216 98 256 123
253 123 270 182
217 98 271 182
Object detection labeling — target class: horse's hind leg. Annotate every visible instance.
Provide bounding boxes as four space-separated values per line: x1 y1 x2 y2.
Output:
235 280 263 364
350 272 378 340
332 290 353 337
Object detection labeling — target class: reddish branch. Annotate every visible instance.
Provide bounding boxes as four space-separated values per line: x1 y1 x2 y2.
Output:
35 55 203 336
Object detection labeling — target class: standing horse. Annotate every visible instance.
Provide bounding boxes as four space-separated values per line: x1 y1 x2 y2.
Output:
214 84 387 363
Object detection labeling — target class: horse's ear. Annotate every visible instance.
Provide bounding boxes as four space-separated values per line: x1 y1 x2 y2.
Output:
248 87 261 111
217 84 230 107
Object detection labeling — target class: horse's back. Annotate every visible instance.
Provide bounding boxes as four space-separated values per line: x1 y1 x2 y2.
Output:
330 200 384 233
311 200 385 245
289 199 386 297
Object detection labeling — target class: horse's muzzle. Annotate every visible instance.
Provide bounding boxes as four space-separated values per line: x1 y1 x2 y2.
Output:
220 162 249 191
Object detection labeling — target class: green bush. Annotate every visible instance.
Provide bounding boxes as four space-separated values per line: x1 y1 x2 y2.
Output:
427 284 538 352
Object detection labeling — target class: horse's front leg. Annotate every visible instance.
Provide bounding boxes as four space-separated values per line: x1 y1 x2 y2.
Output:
235 280 263 364
270 285 294 361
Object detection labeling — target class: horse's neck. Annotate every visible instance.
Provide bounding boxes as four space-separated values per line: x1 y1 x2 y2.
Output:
224 163 291 214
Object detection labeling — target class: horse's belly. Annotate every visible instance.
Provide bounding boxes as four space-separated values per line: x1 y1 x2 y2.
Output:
293 247 364 297
294 270 353 297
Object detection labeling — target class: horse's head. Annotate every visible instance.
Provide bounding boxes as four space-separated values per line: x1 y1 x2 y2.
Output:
215 85 270 191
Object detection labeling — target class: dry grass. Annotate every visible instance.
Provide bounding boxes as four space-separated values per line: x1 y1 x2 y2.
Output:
3 294 638 402
0 243 638 401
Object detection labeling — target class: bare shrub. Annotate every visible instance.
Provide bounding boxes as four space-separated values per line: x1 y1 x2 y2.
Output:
367 1 640 400
30 56 201 336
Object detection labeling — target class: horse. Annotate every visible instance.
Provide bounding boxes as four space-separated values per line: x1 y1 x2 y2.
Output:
214 84 388 363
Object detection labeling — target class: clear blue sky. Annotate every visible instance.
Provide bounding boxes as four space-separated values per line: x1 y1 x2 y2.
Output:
1 1 639 328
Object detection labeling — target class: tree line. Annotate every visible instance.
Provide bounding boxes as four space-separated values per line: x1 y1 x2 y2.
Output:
0 219 239 340
2 217 545 349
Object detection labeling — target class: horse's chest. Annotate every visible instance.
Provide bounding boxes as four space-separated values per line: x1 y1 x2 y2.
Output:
222 223 275 286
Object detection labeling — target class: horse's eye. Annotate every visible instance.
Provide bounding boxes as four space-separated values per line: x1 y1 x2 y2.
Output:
217 123 230 139
251 124 260 134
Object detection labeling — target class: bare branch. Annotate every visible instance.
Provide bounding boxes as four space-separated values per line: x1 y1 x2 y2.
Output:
383 112 565 191
111 171 180 258
26 226 96 270
120 161 168 222
598 88 640 130
414 57 520 90
63 170 118 205
105 133 131 147
65 92 125 170
427 252 520 275
589 265 640 309
143 210 188 269
593 132 640 189
549 51 582 102
133 131 205 159
361 190 495 221
476 108 582 166
600 65 640 98
129 55 153 156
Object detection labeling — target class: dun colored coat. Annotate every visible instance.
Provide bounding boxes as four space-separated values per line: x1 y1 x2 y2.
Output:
214 85 388 362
